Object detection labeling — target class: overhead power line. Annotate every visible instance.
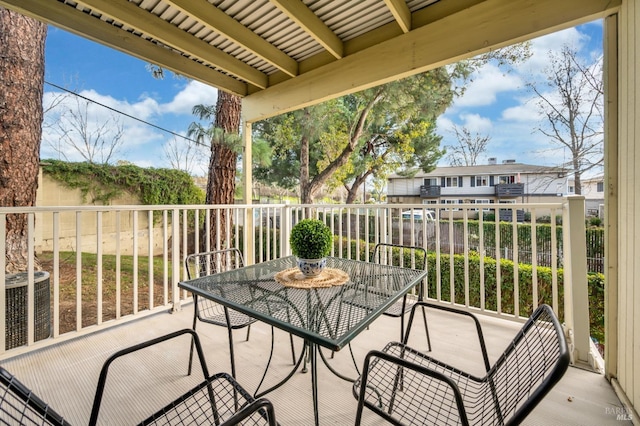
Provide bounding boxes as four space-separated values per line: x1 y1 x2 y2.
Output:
44 80 207 147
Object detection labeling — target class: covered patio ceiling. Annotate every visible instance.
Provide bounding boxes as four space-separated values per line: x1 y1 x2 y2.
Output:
0 0 619 122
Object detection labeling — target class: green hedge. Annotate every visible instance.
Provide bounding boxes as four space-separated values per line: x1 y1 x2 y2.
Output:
329 238 604 343
248 234 605 343
424 252 604 343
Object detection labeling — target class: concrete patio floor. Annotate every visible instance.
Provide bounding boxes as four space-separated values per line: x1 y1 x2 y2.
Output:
0 303 630 425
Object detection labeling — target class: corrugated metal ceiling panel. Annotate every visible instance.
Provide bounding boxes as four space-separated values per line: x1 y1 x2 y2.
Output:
56 0 446 83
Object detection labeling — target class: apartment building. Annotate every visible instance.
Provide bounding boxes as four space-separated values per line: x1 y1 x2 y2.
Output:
387 159 568 209
569 175 604 217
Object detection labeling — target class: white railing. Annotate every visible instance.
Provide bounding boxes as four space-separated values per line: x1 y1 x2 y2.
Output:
0 199 590 363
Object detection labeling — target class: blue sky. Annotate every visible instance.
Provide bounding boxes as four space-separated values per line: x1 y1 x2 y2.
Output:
42 20 604 175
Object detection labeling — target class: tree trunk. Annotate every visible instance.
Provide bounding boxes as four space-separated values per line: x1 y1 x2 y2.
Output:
205 91 241 249
304 91 382 204
0 9 46 273
300 115 311 203
344 173 366 204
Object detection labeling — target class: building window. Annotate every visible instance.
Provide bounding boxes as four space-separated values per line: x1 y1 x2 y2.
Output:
445 177 459 187
424 178 438 186
475 199 493 211
443 199 461 211
475 176 489 187
499 175 516 184
568 186 575 194
422 200 437 205
597 181 604 192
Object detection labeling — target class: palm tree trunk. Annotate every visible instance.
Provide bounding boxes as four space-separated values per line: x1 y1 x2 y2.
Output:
205 91 241 249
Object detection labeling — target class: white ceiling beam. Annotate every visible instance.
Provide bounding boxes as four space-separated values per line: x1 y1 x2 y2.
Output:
0 0 248 96
384 0 411 33
269 0 344 59
164 0 298 77
76 0 268 89
243 0 620 122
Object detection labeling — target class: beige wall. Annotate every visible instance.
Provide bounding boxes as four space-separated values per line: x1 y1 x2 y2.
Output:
34 169 168 256
609 1 639 417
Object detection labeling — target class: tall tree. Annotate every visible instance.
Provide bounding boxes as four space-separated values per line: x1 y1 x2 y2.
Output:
445 124 491 166
529 45 603 195
187 91 241 247
44 95 125 164
255 70 455 203
0 8 47 273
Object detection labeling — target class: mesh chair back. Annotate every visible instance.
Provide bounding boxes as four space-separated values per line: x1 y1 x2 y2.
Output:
478 304 570 425
0 367 70 426
185 248 245 280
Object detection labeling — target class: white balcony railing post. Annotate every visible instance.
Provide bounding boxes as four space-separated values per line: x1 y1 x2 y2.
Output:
245 206 255 266
563 196 595 370
282 205 292 256
171 208 181 312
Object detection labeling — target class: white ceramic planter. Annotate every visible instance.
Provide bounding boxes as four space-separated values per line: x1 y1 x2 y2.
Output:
296 257 327 277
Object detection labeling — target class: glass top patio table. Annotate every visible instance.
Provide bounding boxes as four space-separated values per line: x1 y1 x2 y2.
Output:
178 255 428 352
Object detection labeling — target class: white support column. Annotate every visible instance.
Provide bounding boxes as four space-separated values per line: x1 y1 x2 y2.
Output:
243 121 255 265
563 196 595 369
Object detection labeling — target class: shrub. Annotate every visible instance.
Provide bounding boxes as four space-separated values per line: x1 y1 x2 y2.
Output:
290 219 333 259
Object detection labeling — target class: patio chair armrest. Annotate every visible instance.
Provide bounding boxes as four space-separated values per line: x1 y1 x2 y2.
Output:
354 349 470 426
221 397 277 426
405 302 491 372
89 329 210 426
0 368 71 426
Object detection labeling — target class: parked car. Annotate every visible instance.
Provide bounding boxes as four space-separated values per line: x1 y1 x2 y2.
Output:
401 209 435 221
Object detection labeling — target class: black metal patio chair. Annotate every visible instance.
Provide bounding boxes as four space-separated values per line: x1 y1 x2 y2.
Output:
0 367 70 425
371 243 429 345
353 303 570 425
90 328 277 426
185 248 295 378
1 329 277 426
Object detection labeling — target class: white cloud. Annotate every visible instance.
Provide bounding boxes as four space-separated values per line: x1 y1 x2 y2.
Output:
458 113 493 133
161 81 218 115
501 97 540 123
42 88 175 164
453 64 523 108
515 27 589 78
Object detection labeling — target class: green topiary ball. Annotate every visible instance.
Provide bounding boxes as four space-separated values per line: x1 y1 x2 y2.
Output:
290 219 333 260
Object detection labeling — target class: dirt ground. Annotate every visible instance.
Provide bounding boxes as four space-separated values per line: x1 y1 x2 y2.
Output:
39 255 171 335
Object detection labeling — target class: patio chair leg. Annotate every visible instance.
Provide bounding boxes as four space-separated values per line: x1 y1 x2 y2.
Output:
422 305 431 351
289 333 296 364
302 342 310 373
223 308 238 380
246 324 251 341
187 296 199 376
399 295 408 342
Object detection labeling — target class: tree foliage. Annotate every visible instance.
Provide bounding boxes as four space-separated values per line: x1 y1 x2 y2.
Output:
43 95 125 164
41 159 204 206
445 124 491 166
254 67 464 203
529 44 603 194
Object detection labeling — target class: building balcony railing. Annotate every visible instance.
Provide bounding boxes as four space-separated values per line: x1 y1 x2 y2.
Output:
420 185 441 198
495 183 525 197
0 200 591 371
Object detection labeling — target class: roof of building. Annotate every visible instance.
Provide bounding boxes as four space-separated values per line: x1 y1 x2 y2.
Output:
388 163 567 179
